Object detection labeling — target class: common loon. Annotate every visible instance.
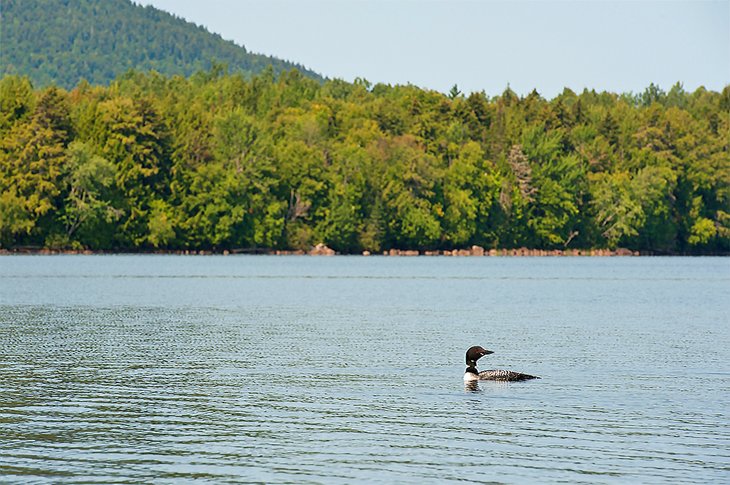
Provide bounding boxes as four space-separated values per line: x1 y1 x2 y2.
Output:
464 345 539 382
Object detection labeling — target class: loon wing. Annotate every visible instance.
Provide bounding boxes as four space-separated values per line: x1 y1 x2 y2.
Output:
478 369 540 381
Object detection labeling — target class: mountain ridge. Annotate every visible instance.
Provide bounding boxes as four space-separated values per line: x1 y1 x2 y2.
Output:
0 0 323 89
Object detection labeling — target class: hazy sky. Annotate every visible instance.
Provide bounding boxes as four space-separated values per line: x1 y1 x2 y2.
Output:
138 0 729 98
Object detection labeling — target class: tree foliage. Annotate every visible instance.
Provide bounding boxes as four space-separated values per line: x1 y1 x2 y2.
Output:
1 71 728 253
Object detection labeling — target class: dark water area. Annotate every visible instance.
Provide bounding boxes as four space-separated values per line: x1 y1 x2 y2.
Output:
1 255 728 483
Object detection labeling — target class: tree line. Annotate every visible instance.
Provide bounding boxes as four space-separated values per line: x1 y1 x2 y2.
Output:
1 69 728 254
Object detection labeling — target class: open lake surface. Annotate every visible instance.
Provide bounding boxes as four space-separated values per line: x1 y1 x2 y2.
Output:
1 255 728 483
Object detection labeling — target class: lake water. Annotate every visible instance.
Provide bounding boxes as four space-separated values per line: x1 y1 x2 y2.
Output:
1 255 728 483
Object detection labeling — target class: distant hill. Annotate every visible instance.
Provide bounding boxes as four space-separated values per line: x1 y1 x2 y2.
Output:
0 0 322 89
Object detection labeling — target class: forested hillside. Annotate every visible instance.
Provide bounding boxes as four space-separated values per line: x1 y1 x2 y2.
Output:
0 0 321 89
1 70 728 253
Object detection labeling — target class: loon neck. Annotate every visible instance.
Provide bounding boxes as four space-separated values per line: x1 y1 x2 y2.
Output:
465 366 479 375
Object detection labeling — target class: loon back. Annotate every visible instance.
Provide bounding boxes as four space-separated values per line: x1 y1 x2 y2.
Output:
478 369 539 381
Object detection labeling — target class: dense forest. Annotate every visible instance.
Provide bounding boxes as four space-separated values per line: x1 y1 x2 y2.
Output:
0 68 728 253
0 0 321 89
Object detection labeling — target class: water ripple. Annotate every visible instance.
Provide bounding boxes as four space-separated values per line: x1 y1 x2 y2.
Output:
1 256 729 482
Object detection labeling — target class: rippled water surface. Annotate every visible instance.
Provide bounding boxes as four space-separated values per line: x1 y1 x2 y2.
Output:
1 255 729 483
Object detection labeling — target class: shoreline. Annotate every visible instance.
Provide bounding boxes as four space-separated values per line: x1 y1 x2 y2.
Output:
2 245 726 257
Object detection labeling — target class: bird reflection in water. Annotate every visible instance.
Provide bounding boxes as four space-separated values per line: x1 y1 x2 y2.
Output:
465 380 514 392
464 380 480 392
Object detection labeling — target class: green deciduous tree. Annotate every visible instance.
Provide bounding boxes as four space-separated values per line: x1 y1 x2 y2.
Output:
60 141 119 243
0 67 726 253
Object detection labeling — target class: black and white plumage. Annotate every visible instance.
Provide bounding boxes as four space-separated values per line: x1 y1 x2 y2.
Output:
464 345 539 382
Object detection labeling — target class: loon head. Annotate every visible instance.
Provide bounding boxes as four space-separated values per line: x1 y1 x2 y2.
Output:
465 345 494 367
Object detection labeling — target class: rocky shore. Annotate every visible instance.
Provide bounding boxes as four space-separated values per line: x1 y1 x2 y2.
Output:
383 246 639 257
1 244 643 256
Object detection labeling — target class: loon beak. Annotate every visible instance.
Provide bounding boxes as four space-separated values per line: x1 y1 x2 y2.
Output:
483 349 494 356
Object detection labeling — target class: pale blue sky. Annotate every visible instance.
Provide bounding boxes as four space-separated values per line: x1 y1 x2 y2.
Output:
138 0 729 98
